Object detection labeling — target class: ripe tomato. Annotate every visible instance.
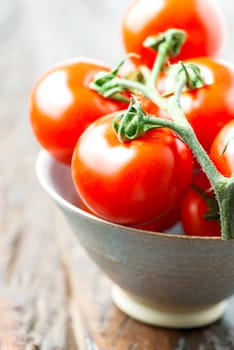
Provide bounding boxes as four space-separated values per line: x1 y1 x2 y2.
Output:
29 58 127 164
133 206 180 232
210 120 234 177
72 112 193 226
180 172 221 237
81 195 179 232
122 0 226 68
158 57 234 153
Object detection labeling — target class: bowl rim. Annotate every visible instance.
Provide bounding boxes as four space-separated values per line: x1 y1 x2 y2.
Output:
36 150 223 242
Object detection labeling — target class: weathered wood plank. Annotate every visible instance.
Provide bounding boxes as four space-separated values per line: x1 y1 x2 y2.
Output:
0 213 78 350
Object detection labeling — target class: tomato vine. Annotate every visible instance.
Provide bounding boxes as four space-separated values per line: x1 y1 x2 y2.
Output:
91 29 234 240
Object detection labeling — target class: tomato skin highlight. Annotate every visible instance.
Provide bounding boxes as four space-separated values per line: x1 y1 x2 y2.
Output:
122 0 226 68
72 112 193 226
210 120 234 178
158 57 234 153
29 58 127 164
180 172 221 237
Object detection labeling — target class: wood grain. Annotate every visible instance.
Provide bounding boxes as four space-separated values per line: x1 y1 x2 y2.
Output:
0 208 77 349
1 0 234 349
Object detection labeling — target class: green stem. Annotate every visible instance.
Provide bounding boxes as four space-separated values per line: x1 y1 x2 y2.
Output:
150 42 169 87
169 78 222 183
113 77 170 111
144 113 222 184
144 29 187 88
213 181 234 240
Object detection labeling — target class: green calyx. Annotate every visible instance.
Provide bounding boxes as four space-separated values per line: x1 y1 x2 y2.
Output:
143 29 187 58
89 60 130 102
169 62 205 89
113 97 161 142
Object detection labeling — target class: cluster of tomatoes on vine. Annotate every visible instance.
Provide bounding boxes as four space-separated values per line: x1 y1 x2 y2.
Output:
30 0 234 237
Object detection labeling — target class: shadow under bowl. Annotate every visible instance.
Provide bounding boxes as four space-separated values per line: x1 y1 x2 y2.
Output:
36 150 234 329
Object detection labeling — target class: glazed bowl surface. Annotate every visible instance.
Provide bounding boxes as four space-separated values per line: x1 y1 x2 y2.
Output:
36 150 234 328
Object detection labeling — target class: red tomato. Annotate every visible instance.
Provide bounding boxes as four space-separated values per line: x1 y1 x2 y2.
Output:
158 57 234 152
72 112 193 226
133 206 179 232
180 172 221 237
29 58 127 164
122 0 227 68
210 120 234 177
81 196 179 232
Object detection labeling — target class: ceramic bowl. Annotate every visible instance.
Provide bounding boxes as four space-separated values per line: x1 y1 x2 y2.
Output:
36 150 234 329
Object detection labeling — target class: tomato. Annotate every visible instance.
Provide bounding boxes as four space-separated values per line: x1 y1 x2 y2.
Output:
81 196 179 232
180 171 221 237
29 57 127 164
71 112 193 226
158 57 234 153
133 206 180 232
210 120 234 177
122 0 227 68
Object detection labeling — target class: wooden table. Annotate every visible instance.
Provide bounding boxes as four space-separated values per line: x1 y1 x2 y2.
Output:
1 1 234 349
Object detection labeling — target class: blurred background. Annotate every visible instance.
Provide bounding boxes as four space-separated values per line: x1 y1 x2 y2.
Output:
0 0 233 253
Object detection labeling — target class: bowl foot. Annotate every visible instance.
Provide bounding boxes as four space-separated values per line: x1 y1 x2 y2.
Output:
112 284 227 328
